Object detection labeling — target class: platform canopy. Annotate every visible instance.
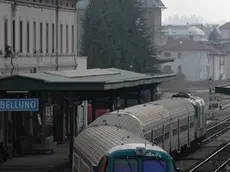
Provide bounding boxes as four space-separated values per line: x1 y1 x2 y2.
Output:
0 68 175 91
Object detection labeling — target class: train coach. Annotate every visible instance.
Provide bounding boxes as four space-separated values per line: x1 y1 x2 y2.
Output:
73 125 179 172
90 92 206 153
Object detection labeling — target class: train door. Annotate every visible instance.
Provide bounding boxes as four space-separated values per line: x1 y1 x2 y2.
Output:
98 157 108 172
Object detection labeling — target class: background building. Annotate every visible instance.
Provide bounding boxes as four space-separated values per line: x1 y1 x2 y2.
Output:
161 38 227 81
0 0 87 75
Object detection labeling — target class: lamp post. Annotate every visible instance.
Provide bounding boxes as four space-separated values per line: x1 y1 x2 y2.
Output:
209 77 213 110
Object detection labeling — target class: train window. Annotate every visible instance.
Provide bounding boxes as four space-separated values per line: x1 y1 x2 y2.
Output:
165 124 170 132
154 128 162 136
154 135 163 144
173 129 178 136
79 159 90 172
165 132 169 140
73 154 79 171
98 157 108 172
114 159 138 172
190 122 194 128
143 159 167 172
180 125 188 132
144 132 151 141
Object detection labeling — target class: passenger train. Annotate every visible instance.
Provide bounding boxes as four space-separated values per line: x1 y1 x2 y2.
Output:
73 125 179 172
90 92 206 153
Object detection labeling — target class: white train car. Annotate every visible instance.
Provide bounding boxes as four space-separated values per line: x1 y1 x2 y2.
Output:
172 93 206 139
73 125 179 172
90 93 205 153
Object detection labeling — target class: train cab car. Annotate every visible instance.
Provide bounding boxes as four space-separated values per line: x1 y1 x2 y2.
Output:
73 125 179 172
90 97 195 153
173 92 206 139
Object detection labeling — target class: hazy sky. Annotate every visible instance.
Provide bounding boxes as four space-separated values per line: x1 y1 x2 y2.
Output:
162 0 230 23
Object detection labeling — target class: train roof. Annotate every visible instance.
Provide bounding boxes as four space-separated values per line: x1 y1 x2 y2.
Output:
74 125 165 168
90 97 194 135
172 92 205 106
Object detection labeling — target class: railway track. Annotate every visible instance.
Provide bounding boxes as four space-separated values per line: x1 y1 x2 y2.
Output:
176 116 230 171
189 141 230 172
214 158 230 172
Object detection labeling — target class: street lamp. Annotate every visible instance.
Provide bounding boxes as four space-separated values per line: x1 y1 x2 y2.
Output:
208 77 214 109
209 77 213 85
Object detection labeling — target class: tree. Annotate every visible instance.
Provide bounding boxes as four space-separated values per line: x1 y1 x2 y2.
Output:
208 27 221 42
81 0 158 73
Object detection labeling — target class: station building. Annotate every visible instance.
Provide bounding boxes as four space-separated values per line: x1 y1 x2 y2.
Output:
0 68 175 158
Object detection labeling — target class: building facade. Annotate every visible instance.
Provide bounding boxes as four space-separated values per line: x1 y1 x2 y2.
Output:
161 38 227 81
162 25 207 43
219 22 230 40
0 0 87 75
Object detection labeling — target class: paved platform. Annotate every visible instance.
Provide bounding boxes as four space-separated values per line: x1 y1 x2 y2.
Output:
0 144 69 172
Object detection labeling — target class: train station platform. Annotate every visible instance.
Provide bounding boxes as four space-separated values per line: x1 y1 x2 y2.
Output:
0 144 69 172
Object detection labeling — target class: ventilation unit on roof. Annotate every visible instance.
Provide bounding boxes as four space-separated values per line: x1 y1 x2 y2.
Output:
172 92 191 98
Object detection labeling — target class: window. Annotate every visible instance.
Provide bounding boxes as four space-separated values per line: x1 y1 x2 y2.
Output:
113 159 138 172
163 65 172 73
46 23 49 53
52 23 54 53
177 65 182 73
60 24 63 53
72 25 74 53
66 25 69 53
12 20 15 51
180 125 188 132
73 154 79 171
154 135 163 144
143 160 167 172
144 132 151 141
27 22 30 53
178 52 181 59
165 132 170 140
40 22 43 53
33 22 37 54
173 128 178 136
206 66 210 73
164 52 171 57
79 159 89 172
220 57 224 65
4 19 8 51
19 21 23 53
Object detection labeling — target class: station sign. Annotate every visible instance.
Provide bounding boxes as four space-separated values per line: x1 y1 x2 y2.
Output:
0 98 39 112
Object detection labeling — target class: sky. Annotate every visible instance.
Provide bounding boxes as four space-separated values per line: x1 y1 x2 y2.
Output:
162 0 230 24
